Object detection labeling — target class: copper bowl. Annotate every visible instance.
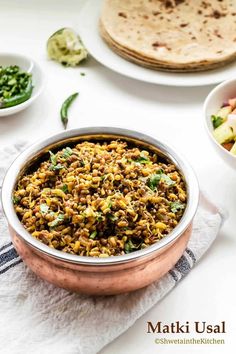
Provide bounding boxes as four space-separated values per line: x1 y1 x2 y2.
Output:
1 127 199 295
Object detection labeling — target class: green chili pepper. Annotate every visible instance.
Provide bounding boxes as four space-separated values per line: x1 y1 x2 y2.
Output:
0 76 33 108
60 92 78 129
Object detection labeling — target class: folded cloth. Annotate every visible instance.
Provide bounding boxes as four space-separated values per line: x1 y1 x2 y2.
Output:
0 144 226 354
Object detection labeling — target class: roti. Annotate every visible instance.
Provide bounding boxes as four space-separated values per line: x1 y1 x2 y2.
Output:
100 0 236 72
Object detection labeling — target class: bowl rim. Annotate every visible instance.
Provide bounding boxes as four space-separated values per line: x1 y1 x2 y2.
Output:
1 127 199 266
203 77 236 160
0 52 44 114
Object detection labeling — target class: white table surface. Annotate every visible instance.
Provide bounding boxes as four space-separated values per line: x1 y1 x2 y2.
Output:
0 1 235 353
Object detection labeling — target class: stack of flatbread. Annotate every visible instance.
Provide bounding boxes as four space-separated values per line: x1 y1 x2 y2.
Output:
99 0 236 72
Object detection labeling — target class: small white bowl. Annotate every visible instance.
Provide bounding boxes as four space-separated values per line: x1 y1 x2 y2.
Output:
0 53 44 117
204 78 236 169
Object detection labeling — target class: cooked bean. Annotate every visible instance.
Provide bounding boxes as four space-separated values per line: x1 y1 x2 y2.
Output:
13 140 186 257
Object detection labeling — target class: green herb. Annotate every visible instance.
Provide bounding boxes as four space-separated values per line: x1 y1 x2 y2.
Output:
80 160 85 167
147 169 175 191
62 147 73 158
147 170 163 190
40 203 49 214
12 196 21 204
211 115 224 129
49 150 64 170
60 92 79 129
107 214 118 222
170 201 186 213
107 200 112 208
124 239 139 254
135 156 150 164
89 231 97 239
61 184 68 193
161 174 175 187
80 72 86 76
49 150 57 165
48 213 65 227
49 163 64 171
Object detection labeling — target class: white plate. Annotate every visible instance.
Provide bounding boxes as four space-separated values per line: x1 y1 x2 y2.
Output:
78 0 236 87
0 53 44 116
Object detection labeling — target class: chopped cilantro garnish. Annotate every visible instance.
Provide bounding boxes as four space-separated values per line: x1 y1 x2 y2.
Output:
147 169 175 191
12 196 21 204
49 163 64 171
107 214 118 222
124 239 139 254
48 213 65 227
40 203 49 214
49 150 57 165
135 156 150 164
61 184 68 193
161 174 175 187
148 173 162 191
62 147 73 158
170 201 185 213
49 150 64 170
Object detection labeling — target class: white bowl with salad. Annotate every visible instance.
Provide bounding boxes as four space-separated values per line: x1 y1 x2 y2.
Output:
204 78 236 169
0 53 44 117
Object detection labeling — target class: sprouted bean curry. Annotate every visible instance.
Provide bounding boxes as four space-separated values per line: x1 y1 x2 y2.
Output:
13 140 187 257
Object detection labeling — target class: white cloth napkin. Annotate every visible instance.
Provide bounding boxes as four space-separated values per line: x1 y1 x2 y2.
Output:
0 143 226 354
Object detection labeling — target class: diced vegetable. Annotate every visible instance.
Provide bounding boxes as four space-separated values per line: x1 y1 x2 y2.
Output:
228 97 236 109
213 122 234 144
211 115 224 129
227 114 236 134
212 96 236 156
222 142 234 151
230 141 236 155
0 65 33 109
89 231 97 239
216 106 232 119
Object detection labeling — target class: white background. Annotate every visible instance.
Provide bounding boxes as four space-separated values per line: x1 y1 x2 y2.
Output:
0 1 235 353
